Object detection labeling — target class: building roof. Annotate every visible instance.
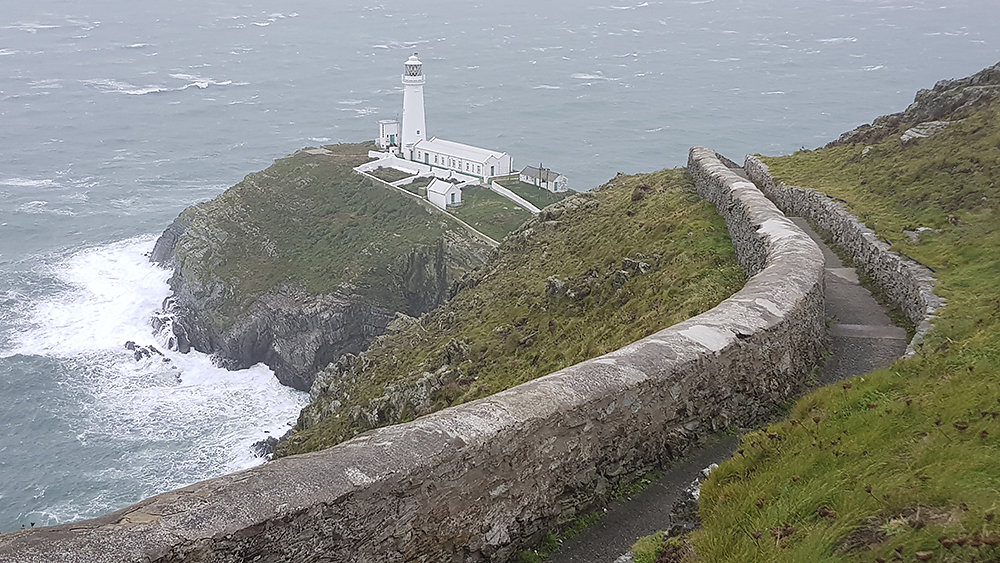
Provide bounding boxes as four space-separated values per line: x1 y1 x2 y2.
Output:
521 165 563 183
426 178 457 196
414 137 507 163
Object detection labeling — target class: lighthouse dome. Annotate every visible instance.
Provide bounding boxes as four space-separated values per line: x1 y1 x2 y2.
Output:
404 54 423 77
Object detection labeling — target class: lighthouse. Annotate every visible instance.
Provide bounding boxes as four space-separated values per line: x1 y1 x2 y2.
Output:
373 55 515 181
400 54 427 159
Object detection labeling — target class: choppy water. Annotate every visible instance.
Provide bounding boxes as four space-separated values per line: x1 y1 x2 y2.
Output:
0 0 997 532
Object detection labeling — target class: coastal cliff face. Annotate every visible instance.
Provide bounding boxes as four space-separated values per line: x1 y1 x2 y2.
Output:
829 61 1000 147
151 143 493 391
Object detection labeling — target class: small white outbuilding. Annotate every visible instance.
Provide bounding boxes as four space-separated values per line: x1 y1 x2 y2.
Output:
426 178 462 210
519 165 569 193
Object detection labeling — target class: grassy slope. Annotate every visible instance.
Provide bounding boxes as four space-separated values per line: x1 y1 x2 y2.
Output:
691 102 1000 561
495 175 573 209
279 168 746 455
178 143 509 320
451 185 534 240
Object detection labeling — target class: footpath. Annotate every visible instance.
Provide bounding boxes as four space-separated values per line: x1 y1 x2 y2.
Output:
551 166 909 562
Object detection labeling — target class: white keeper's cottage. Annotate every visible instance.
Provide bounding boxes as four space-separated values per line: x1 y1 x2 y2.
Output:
519 165 569 193
376 55 513 181
426 178 462 210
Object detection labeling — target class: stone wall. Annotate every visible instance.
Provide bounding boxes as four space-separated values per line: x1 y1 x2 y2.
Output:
743 155 944 355
0 147 825 563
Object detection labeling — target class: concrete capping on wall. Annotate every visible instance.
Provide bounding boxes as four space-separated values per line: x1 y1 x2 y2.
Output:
743 155 945 356
0 148 825 563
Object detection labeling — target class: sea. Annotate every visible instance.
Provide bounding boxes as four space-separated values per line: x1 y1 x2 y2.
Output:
0 0 997 532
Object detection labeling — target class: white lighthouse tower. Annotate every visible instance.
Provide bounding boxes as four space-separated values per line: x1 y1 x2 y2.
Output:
400 54 427 160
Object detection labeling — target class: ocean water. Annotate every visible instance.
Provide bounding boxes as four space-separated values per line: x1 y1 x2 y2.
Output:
0 0 997 532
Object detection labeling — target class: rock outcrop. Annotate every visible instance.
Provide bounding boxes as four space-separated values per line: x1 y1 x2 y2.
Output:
150 144 493 391
828 61 1000 147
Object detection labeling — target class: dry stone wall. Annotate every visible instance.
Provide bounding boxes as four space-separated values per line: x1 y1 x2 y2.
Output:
743 155 944 355
0 148 825 563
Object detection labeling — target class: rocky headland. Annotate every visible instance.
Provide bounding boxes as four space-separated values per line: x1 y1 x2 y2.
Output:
829 61 1000 147
150 142 493 391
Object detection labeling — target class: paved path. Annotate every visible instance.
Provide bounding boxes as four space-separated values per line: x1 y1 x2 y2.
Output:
551 168 908 563
789 216 908 385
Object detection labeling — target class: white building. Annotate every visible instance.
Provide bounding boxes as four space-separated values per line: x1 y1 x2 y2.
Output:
400 54 427 155
377 120 399 151
519 165 569 193
414 137 512 180
426 178 462 210
377 54 513 181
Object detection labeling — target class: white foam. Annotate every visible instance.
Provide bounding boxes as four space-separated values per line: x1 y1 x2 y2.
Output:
0 177 58 188
82 76 239 96
571 72 618 81
16 200 76 216
2 237 308 508
817 36 857 44
3 22 61 33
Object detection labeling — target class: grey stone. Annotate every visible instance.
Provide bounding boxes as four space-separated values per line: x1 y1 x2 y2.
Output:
900 120 950 145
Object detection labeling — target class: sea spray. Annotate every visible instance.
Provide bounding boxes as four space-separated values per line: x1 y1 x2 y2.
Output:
0 236 307 528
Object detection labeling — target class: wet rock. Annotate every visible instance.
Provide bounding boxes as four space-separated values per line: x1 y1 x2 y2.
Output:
249 436 279 459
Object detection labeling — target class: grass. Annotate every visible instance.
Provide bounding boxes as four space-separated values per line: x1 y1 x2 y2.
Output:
494 174 572 209
515 512 608 562
170 142 500 331
632 532 666 563
690 101 1000 562
368 166 414 183
450 185 534 241
276 168 746 456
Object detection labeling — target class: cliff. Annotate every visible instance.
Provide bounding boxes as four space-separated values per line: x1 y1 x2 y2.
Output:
828 61 1000 147
151 143 493 391
277 167 747 456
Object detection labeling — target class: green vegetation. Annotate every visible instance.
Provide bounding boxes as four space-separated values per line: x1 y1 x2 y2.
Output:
450 185 534 241
632 531 665 563
400 177 431 194
175 143 475 317
495 174 573 209
368 166 414 183
515 512 607 562
691 101 1000 561
277 168 745 456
